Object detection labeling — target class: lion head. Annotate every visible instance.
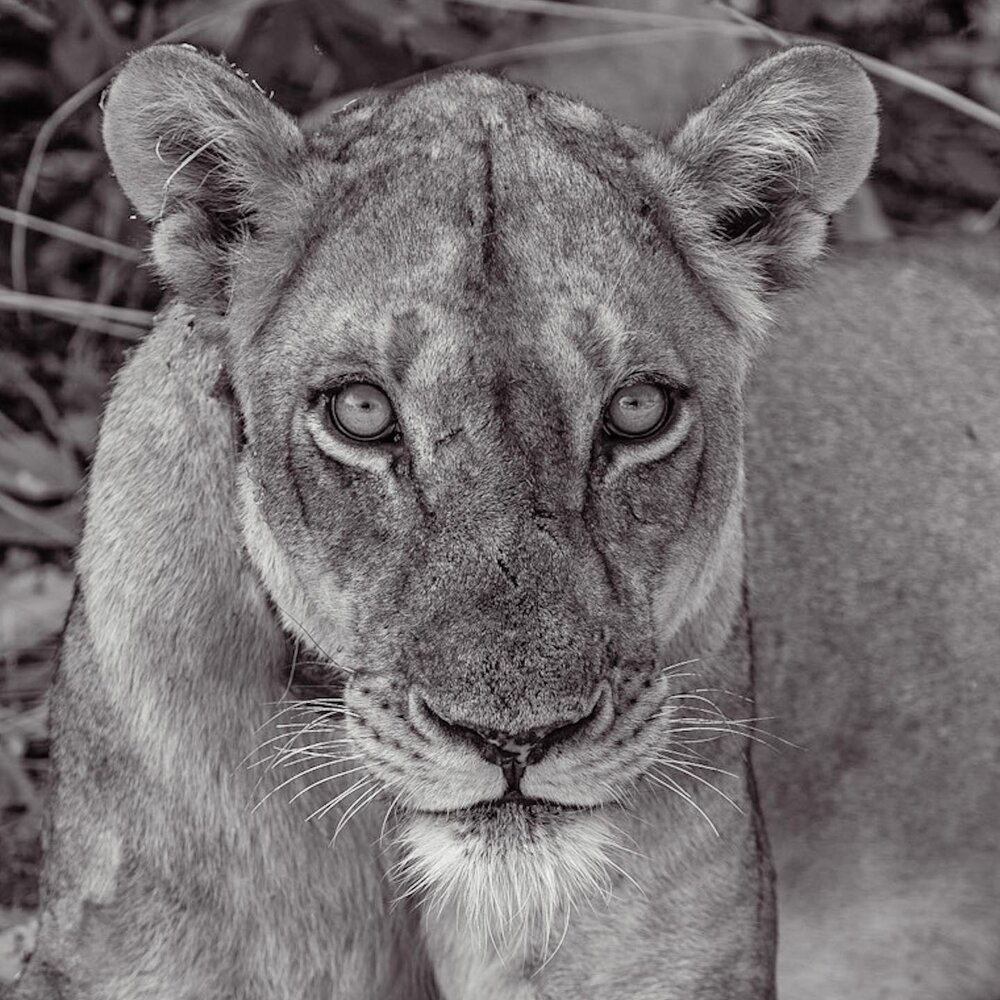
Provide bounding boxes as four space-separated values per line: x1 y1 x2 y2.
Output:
101 43 876 959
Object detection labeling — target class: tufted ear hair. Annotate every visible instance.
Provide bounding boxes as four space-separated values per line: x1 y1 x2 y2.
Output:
649 45 878 343
102 44 306 307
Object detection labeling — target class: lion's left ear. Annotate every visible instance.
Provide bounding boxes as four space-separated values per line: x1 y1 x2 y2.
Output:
102 44 306 307
648 45 878 338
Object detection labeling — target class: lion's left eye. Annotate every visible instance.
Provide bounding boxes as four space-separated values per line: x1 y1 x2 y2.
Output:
329 383 397 442
604 382 671 439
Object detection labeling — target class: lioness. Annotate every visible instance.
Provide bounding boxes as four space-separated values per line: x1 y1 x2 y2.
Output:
8 42 999 1000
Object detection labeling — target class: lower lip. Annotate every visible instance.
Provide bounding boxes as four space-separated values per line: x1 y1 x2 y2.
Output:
424 797 587 821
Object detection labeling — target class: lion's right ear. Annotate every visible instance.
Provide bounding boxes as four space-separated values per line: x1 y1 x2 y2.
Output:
102 44 305 306
646 45 878 344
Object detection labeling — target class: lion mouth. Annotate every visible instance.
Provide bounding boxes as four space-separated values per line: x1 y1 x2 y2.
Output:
417 790 592 823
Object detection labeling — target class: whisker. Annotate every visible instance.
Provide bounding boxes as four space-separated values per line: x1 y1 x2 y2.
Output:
663 693 730 716
331 783 383 848
287 762 369 804
254 758 363 810
243 731 354 767
646 768 720 837
271 599 354 675
273 747 357 767
279 636 304 702
377 791 405 847
658 657 701 677
657 760 745 814
534 908 571 975
649 756 739 781
271 734 356 754
692 686 755 705
653 672 698 687
667 723 789 750
306 775 375 824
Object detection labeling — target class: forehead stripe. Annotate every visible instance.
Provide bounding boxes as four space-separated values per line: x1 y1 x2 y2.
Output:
480 135 500 280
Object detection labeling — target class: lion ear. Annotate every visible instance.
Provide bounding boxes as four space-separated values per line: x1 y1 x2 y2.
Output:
102 44 305 306
655 45 878 334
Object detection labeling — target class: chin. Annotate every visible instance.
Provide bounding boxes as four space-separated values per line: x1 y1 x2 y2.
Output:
393 800 621 950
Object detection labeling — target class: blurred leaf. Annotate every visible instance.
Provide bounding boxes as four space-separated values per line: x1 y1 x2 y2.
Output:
49 4 105 90
57 411 99 458
405 21 490 60
0 58 48 101
0 496 81 549
0 915 36 985
0 430 79 502
0 665 51 713
58 343 114 417
161 0 263 51
37 148 103 188
49 0 124 91
227 2 335 113
0 565 74 656
970 66 1000 111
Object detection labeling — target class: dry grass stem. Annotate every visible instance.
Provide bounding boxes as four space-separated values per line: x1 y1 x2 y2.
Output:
711 0 1000 133
0 205 144 262
456 0 1000 135
0 286 150 336
10 0 296 319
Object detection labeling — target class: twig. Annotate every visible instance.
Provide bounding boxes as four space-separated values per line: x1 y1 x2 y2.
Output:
853 53 1000 133
11 72 115 324
455 0 1000 135
32 313 146 340
455 0 724 26
0 205 144 262
304 24 758 129
710 1 1000 134
0 286 151 334
457 23 752 63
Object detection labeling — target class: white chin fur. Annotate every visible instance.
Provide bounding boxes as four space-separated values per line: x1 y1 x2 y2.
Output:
394 806 621 952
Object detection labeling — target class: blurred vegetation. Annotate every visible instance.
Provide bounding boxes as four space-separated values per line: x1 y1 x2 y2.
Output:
0 0 998 974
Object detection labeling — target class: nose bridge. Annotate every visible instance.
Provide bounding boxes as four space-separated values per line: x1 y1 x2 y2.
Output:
428 481 586 610
400 346 607 730
407 507 609 733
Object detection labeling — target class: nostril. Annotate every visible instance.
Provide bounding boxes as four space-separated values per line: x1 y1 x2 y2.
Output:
414 694 495 756
529 695 603 759
411 693 504 765
412 685 609 769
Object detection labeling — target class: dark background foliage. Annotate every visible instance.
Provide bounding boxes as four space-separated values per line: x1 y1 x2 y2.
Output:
0 0 997 976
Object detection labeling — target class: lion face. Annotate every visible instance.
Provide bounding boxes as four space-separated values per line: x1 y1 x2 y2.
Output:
226 76 747 935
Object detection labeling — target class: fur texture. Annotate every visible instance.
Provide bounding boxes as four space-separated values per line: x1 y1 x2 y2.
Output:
10 43 998 1000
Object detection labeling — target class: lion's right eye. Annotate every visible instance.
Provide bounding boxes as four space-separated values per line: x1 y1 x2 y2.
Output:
329 383 397 442
604 382 672 439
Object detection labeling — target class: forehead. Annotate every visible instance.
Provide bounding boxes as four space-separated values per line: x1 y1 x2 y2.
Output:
249 73 716 392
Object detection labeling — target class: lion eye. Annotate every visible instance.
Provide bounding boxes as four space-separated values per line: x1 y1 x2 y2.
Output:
604 382 671 439
330 383 396 441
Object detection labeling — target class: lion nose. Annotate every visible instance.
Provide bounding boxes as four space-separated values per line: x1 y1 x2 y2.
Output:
416 693 605 791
